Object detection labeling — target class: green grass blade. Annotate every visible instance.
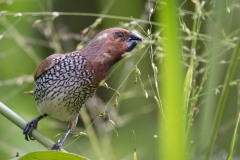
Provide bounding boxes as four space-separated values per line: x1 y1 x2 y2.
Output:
226 112 240 160
158 0 186 160
207 40 240 159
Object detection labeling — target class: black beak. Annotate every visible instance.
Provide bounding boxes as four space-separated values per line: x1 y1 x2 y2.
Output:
127 32 142 52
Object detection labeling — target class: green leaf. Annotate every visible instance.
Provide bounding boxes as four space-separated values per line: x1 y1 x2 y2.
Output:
19 151 88 160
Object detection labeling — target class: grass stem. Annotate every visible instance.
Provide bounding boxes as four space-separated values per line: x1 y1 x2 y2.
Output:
0 101 66 152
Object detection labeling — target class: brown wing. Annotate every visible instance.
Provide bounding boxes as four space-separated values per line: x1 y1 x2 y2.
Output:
34 53 63 81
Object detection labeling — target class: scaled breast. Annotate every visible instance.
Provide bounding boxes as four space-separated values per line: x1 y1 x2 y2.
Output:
34 52 97 118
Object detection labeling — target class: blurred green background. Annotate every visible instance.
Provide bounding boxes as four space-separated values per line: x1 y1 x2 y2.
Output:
0 0 240 160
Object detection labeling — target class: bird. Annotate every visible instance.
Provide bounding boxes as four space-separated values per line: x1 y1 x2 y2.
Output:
23 27 142 150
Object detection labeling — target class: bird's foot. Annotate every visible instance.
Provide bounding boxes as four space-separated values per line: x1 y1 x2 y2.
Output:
51 140 64 150
23 114 47 141
51 126 72 150
23 119 39 141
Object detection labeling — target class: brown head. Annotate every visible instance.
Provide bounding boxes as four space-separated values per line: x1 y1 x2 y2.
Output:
81 28 142 84
81 28 142 64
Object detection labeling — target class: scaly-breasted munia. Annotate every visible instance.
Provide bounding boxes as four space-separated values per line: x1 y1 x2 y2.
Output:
23 27 142 150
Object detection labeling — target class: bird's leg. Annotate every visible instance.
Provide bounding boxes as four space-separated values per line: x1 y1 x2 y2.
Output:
23 113 47 141
51 116 78 150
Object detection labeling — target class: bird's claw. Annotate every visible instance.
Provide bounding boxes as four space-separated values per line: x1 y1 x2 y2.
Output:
23 120 38 141
23 114 47 141
51 141 63 150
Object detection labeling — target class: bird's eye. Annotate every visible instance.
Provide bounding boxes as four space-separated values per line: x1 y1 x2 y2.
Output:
115 32 125 38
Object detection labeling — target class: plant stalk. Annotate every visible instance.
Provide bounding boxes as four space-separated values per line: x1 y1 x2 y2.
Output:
0 101 66 152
